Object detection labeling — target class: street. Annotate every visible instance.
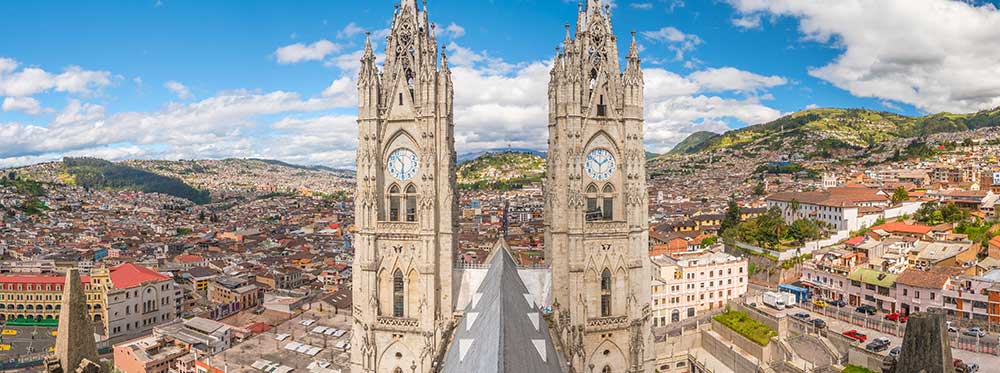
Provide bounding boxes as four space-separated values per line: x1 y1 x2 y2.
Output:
791 304 1000 368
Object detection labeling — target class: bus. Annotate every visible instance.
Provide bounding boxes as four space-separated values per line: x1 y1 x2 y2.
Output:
778 284 811 303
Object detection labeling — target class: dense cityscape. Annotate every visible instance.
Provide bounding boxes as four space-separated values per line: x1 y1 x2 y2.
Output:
4 0 1000 373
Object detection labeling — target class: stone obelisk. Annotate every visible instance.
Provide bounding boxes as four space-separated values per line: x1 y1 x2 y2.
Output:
54 268 98 371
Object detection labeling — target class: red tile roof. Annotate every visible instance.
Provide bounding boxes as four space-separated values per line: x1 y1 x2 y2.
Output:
0 275 91 284
870 222 932 235
109 263 171 288
990 235 1000 248
768 186 888 207
175 254 204 263
844 236 865 246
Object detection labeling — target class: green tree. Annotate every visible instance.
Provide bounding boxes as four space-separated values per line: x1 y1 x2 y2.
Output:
789 219 822 242
753 182 766 196
721 196 742 234
891 187 909 204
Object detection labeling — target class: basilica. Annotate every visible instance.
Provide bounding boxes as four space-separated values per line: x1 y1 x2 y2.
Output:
350 1 653 372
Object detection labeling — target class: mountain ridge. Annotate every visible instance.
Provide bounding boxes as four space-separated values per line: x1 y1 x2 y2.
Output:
663 106 1000 158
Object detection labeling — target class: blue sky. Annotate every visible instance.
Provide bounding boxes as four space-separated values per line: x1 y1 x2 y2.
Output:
2 0 1000 168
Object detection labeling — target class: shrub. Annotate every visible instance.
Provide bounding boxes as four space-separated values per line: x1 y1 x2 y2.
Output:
713 310 776 346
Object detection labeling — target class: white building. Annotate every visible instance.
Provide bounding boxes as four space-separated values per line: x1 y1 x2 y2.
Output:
767 186 891 231
650 250 748 327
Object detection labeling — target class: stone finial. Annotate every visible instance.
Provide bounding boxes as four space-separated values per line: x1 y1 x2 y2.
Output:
54 269 99 373
895 312 955 373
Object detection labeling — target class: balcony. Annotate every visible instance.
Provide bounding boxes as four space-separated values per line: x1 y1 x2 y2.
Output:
587 315 628 331
376 316 419 332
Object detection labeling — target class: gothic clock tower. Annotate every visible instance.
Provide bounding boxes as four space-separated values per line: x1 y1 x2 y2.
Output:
545 1 654 372
351 0 457 372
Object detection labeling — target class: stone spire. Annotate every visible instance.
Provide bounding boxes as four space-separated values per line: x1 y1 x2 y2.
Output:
624 31 642 85
359 32 378 82
54 268 98 372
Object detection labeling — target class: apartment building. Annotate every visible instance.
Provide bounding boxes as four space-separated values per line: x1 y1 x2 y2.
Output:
650 250 748 326
767 186 891 231
0 263 180 343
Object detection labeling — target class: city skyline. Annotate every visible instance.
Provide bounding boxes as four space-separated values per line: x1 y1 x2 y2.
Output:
2 0 1000 170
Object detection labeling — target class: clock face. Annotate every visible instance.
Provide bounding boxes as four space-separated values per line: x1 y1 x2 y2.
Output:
585 149 616 181
387 148 418 181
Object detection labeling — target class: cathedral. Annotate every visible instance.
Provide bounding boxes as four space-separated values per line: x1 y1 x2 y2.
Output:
350 0 653 371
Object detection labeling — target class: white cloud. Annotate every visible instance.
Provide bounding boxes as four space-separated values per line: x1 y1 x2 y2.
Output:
2 97 42 115
0 59 111 97
731 14 761 29
630 2 654 10
338 22 365 39
0 89 351 160
644 94 783 153
54 99 105 125
274 39 340 64
640 26 703 61
689 67 787 93
443 23 465 38
727 0 1000 113
0 58 18 74
164 80 192 100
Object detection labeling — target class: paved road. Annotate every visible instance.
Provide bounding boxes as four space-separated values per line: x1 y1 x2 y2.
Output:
790 307 1000 368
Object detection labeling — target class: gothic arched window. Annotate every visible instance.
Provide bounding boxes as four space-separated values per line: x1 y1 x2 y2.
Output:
601 269 612 317
601 184 614 220
393 269 405 317
405 68 415 100
586 183 599 216
602 366 612 373
405 184 417 222
589 68 598 93
388 184 401 221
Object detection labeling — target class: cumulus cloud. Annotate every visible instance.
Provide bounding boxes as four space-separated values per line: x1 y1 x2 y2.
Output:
443 23 465 38
727 0 1000 113
2 96 42 115
689 67 787 93
337 22 365 39
0 58 111 97
640 26 703 61
0 90 351 161
274 39 340 64
164 80 192 100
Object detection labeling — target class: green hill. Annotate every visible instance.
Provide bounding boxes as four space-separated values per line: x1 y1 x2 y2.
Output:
458 151 545 190
663 107 1000 158
667 131 720 155
62 157 211 204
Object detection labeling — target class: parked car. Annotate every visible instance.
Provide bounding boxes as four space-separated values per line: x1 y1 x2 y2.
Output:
843 330 868 342
963 327 986 337
828 299 846 308
885 312 908 323
811 318 827 329
855 305 876 315
865 337 890 352
813 299 828 308
889 346 901 358
792 312 811 320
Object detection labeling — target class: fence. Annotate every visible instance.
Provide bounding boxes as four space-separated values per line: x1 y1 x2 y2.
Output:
796 301 1000 356
732 230 848 262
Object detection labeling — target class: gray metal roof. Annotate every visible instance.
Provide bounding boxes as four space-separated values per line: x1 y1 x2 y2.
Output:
440 239 565 373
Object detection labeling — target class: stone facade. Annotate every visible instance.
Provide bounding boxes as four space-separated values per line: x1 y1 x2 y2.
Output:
545 1 654 371
350 0 457 372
